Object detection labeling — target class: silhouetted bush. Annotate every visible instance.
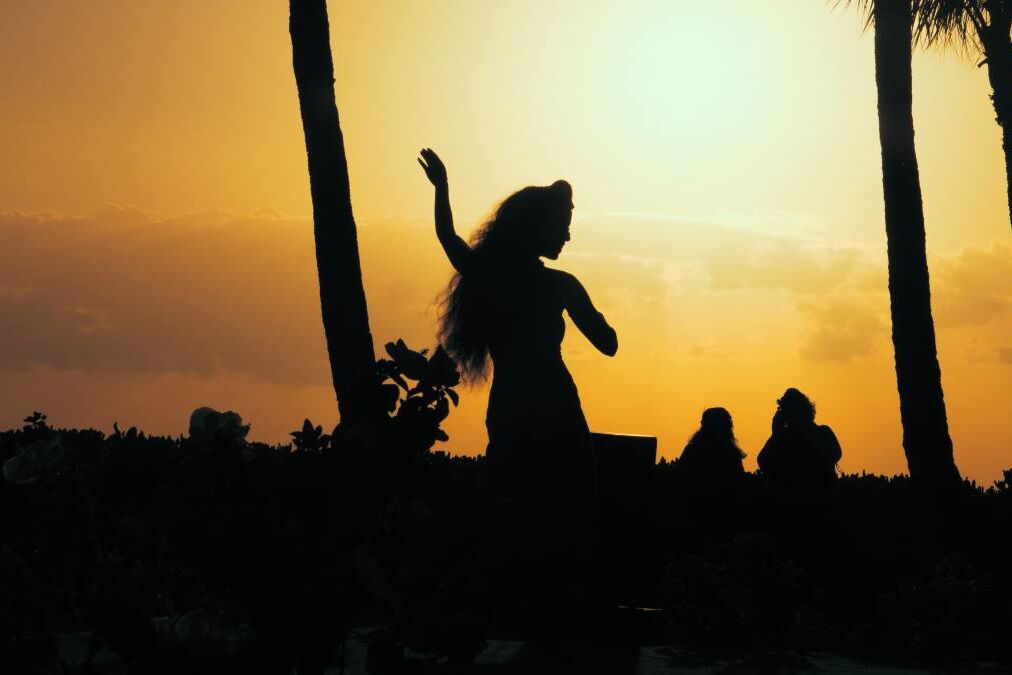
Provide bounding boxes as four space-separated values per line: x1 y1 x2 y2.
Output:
1 397 1009 671
652 461 1012 665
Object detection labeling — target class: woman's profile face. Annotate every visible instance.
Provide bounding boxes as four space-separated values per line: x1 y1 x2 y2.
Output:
540 194 573 260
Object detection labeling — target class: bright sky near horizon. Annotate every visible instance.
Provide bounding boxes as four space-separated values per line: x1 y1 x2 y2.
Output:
1 0 1010 482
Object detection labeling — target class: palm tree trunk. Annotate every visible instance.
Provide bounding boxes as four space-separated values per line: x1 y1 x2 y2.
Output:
873 0 960 491
981 16 1012 236
999 118 1012 236
290 0 376 423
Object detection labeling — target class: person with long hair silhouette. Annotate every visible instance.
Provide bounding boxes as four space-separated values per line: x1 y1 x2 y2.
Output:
757 388 842 493
678 407 746 485
418 147 617 632
675 407 746 543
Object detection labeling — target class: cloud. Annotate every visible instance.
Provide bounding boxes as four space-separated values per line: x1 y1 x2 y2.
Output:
962 343 1012 366
797 297 886 362
786 244 1012 364
708 242 864 295
0 207 453 385
2 205 1005 386
568 213 766 266
688 343 726 359
0 206 697 385
934 245 1012 327
565 252 670 303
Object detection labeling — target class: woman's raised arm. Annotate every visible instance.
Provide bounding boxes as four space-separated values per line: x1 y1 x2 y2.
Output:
418 148 471 274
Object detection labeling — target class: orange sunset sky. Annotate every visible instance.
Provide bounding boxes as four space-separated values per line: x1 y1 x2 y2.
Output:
1 0 1010 483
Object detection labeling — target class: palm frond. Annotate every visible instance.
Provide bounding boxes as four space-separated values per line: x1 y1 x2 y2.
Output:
832 0 876 31
833 0 1004 57
912 0 981 54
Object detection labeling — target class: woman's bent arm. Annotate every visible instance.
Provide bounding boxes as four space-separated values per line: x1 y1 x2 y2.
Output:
560 272 618 356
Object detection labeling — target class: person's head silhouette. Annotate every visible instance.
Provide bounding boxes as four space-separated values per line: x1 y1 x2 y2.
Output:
699 407 734 436
776 388 816 427
477 180 573 263
760 387 841 486
681 406 746 474
535 180 573 260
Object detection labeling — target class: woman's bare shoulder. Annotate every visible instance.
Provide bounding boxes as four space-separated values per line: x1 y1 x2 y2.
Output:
541 266 580 288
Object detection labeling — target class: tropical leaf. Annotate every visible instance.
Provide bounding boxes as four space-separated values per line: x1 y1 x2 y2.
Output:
385 339 429 380
427 344 461 387
380 383 400 413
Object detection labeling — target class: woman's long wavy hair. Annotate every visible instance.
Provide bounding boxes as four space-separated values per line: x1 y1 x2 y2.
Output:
685 407 747 460
438 180 571 383
777 387 816 425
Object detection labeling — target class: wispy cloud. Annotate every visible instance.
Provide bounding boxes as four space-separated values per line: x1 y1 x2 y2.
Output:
934 245 1012 327
797 297 886 362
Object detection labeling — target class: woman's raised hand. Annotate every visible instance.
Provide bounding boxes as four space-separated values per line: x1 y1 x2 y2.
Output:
420 147 468 271
417 148 448 189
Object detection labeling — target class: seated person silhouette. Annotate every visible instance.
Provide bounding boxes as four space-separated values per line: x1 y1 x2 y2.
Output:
757 388 842 493
418 148 617 631
678 407 746 487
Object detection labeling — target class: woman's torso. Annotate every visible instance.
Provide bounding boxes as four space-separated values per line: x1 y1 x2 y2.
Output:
482 264 587 437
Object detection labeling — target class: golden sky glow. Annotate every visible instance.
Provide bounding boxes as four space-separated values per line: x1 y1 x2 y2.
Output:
1 1 1010 482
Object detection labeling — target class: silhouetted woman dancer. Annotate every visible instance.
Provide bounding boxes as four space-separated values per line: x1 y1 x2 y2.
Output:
418 148 617 628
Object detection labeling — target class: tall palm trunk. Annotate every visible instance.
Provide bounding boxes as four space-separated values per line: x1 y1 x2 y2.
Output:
873 0 961 491
290 0 376 423
980 13 1012 235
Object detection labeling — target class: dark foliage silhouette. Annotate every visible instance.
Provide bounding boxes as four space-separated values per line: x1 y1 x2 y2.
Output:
188 407 250 446
290 419 331 453
0 334 464 674
1 407 1010 671
915 0 1012 236
373 339 461 455
844 0 962 493
290 0 376 423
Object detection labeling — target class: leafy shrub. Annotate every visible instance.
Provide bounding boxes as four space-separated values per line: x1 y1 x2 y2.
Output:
375 339 460 454
187 407 250 446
